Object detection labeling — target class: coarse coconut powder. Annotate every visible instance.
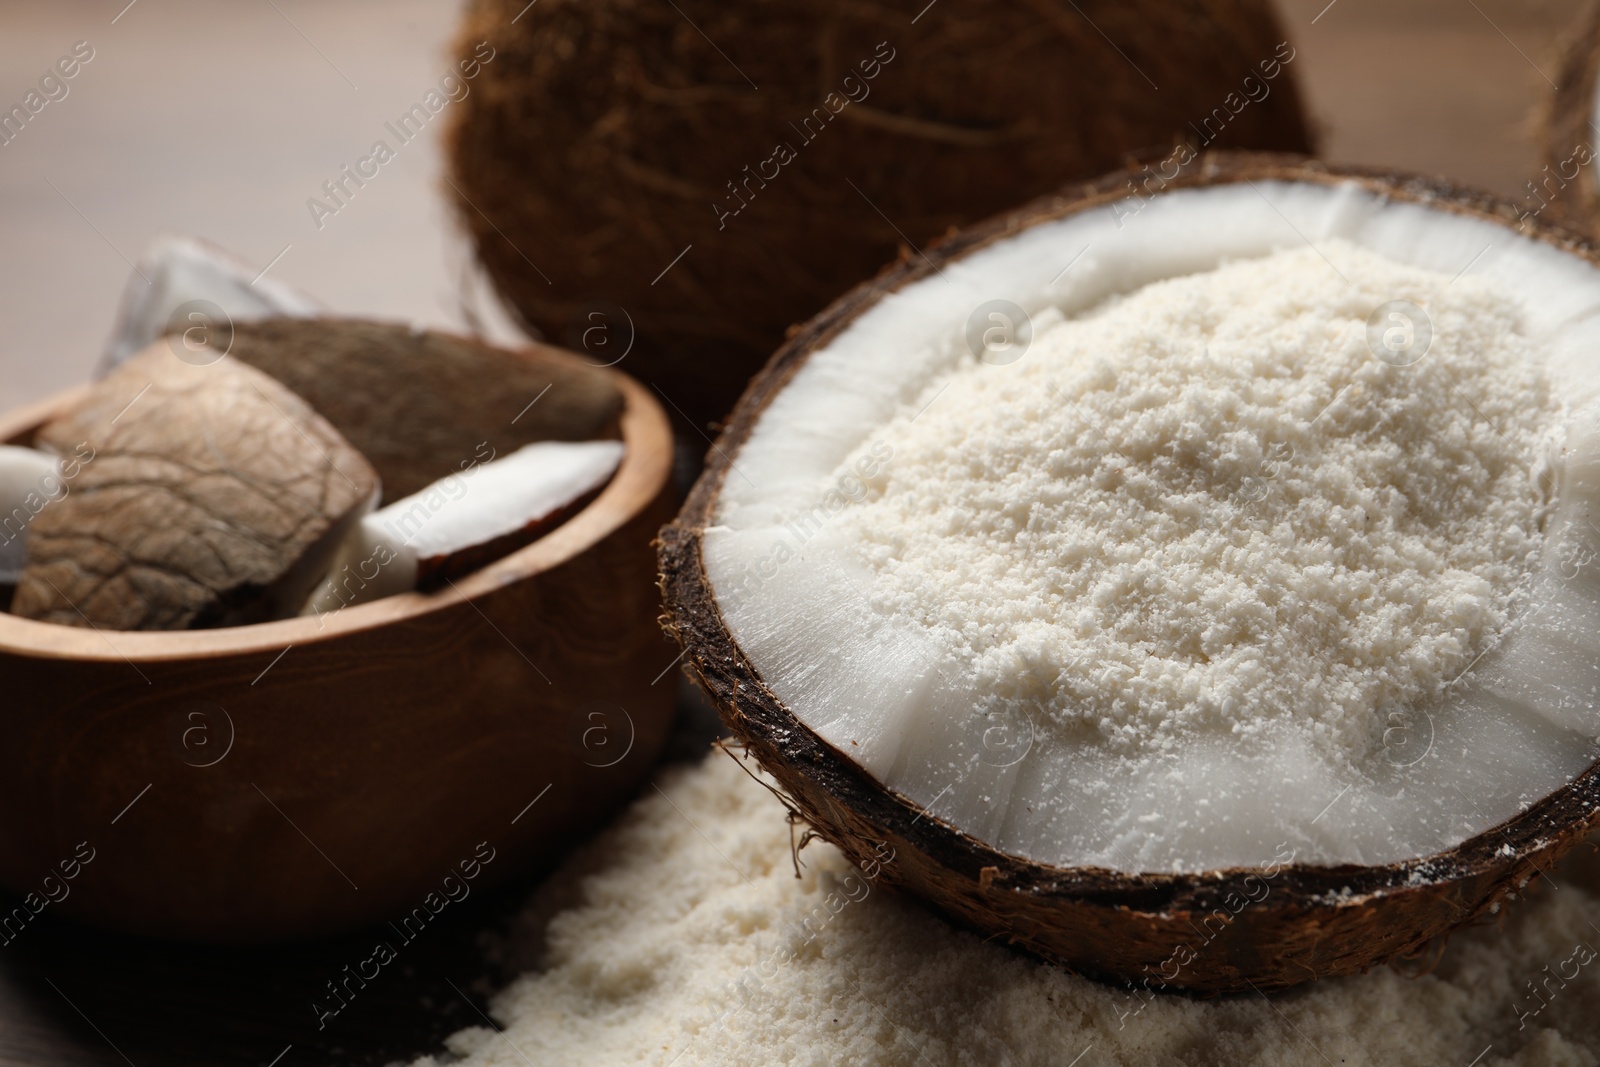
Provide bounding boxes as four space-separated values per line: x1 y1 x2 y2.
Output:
836 242 1561 761
412 755 1600 1067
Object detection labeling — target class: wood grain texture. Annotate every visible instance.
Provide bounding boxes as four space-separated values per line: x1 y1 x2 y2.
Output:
0 356 677 944
0 696 727 1067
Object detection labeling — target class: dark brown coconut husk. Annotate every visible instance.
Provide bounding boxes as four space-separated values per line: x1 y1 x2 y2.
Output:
657 151 1600 995
447 0 1314 434
1538 0 1600 235
223 319 623 503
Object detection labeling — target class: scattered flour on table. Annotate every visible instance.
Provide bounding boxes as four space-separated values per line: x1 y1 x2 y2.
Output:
409 754 1600 1067
833 243 1560 760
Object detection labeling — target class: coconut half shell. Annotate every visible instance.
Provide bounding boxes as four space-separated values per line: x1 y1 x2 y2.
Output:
658 152 1600 994
447 0 1313 433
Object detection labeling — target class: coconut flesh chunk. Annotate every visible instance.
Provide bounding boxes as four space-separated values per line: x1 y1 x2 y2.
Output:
701 177 1600 877
305 439 624 615
0 446 62 582
98 235 320 374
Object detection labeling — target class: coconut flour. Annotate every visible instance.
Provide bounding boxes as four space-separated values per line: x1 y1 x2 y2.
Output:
411 754 1600 1067
836 242 1560 759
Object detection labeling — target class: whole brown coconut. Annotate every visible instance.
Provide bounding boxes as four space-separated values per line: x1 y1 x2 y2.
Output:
1540 1 1600 236
447 0 1313 432
658 152 1600 995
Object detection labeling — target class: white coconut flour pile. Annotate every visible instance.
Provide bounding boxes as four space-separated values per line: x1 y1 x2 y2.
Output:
835 242 1561 759
412 754 1600 1067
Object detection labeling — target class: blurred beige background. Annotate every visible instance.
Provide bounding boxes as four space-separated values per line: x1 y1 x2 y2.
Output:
0 0 522 414
0 0 1589 411
1281 0 1587 192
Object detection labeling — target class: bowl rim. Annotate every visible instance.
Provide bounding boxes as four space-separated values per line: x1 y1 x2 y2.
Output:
0 351 673 663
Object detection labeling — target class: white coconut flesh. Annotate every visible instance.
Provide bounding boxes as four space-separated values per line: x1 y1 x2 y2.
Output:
702 179 1600 874
0 445 62 583
305 439 624 613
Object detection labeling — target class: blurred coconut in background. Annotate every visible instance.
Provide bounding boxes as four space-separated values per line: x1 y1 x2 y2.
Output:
445 0 1315 433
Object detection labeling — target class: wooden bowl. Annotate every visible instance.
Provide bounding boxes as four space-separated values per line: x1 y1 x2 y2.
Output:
0 363 677 942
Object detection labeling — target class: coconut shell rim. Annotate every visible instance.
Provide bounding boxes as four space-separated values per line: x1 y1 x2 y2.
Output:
660 151 1600 928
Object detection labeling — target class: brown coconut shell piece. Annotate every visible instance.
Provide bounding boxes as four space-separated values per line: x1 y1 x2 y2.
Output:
446 0 1314 433
223 318 623 502
13 344 379 631
657 152 1600 995
1538 0 1600 235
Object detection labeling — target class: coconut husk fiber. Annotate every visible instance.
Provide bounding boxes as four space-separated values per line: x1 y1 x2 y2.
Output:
1538 0 1600 235
447 0 1314 433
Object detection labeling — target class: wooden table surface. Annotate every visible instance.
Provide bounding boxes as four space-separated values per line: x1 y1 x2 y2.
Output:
0 0 1592 1063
